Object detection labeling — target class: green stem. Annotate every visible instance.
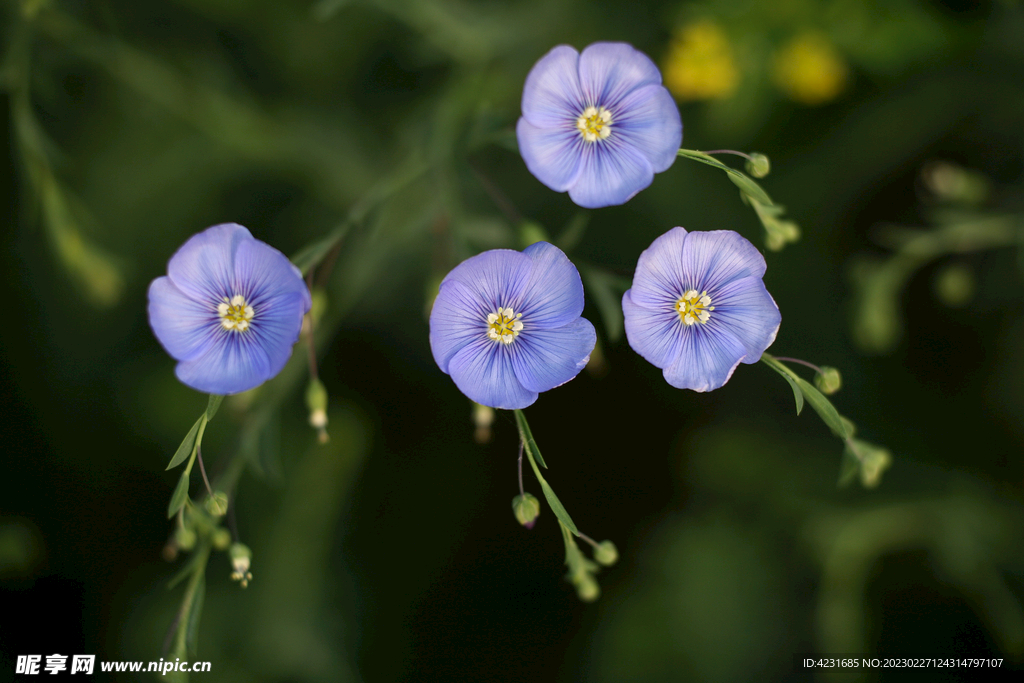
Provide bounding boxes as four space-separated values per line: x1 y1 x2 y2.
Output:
172 542 210 660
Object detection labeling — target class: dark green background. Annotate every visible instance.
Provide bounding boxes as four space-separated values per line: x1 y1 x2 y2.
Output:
2 0 1024 681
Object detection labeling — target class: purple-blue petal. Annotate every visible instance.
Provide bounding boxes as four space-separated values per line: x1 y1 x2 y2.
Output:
578 42 663 109
440 249 533 313
614 83 682 173
707 275 781 361
148 277 219 363
622 289 684 369
429 279 490 374
568 142 654 209
233 237 312 314
510 317 595 393
521 45 585 127
516 117 584 192
150 223 310 395
175 331 273 396
680 230 768 292
628 226 689 311
517 241 586 328
663 325 747 392
447 338 538 410
167 223 251 302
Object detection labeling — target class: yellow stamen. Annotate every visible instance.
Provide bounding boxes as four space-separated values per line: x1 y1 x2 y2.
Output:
487 306 524 344
576 106 613 143
218 294 255 332
675 289 714 326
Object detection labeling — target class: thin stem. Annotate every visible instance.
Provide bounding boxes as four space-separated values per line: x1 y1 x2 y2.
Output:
772 356 824 375
575 531 601 550
196 442 215 499
517 441 525 497
172 542 210 659
703 149 754 162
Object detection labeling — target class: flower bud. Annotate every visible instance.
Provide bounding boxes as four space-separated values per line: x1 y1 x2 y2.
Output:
204 491 229 517
306 378 329 443
175 527 196 551
211 528 231 550
512 493 540 529
857 441 892 489
934 264 974 308
229 543 253 588
745 153 770 178
594 540 618 566
815 367 842 395
575 576 600 602
473 402 494 444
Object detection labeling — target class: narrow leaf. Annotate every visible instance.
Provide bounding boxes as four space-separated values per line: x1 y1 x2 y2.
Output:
794 376 849 439
205 394 223 421
186 573 205 657
514 409 547 469
167 470 190 519
726 171 774 207
761 356 804 415
538 479 578 536
166 415 203 470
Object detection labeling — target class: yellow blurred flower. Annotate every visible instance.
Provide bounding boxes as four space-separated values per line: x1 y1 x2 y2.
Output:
662 20 740 101
771 32 848 106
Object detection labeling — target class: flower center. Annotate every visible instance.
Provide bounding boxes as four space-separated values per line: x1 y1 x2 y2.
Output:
487 306 523 344
576 106 613 143
675 289 714 326
218 294 255 332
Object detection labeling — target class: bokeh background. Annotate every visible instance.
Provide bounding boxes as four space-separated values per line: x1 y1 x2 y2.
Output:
2 0 1024 681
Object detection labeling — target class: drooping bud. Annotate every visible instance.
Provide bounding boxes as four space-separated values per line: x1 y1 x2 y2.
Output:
473 402 494 444
594 540 619 566
306 378 329 443
815 367 842 395
229 543 253 588
575 575 600 602
175 527 196 551
211 528 231 551
857 441 892 489
512 493 541 529
745 153 770 178
934 264 974 308
204 491 229 517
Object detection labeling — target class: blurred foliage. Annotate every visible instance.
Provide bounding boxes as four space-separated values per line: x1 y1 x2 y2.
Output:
1 0 1024 681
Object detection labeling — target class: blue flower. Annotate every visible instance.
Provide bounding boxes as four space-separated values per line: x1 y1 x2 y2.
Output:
429 242 596 409
516 42 682 209
622 228 781 392
148 223 311 395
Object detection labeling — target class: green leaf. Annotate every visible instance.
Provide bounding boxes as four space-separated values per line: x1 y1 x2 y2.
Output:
205 394 223 420
514 409 547 469
793 376 849 439
727 172 774 207
167 470 191 519
166 415 203 470
677 149 774 206
539 478 578 536
186 572 205 658
761 355 805 415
